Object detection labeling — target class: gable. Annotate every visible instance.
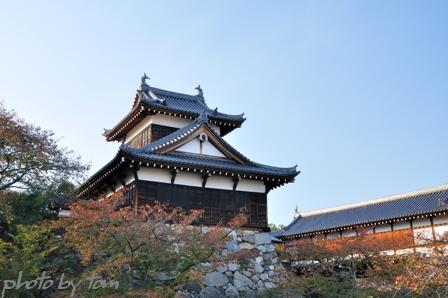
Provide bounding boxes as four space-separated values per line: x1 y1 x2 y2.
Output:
174 137 226 158
150 122 251 165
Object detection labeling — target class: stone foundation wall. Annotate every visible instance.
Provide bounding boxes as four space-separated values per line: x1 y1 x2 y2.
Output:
178 230 289 297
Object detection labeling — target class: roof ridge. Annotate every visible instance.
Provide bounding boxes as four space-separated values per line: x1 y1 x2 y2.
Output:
301 183 448 217
149 86 198 101
146 86 245 120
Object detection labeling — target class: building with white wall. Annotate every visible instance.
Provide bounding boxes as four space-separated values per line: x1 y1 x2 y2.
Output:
75 74 299 229
280 184 448 253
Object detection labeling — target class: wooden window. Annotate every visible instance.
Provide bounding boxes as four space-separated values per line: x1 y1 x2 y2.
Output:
129 126 151 148
141 127 149 146
150 124 178 142
128 125 178 148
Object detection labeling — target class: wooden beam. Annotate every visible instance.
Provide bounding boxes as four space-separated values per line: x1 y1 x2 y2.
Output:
202 173 210 188
233 176 241 191
410 220 416 253
430 217 436 241
391 223 396 255
131 165 139 215
117 175 127 187
106 182 116 193
171 169 179 184
264 181 272 194
132 165 139 181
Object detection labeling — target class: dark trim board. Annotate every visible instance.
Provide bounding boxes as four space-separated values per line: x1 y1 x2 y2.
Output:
130 180 268 229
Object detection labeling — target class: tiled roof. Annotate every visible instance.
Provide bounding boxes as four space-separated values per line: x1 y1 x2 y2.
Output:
145 87 245 122
281 184 448 238
121 112 298 178
105 85 245 141
122 151 298 178
76 111 298 197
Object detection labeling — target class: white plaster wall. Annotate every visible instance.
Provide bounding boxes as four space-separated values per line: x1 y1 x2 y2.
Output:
412 218 431 228
58 210 72 218
393 221 411 230
174 172 202 188
375 224 392 233
202 141 226 157
364 228 374 235
433 215 448 225
151 113 191 128
206 176 233 190
125 114 191 143
395 248 414 255
434 225 448 239
176 139 201 154
209 123 221 135
379 250 395 256
326 232 340 240
413 227 433 245
127 166 268 194
138 168 171 184
236 179 266 193
342 230 356 238
176 138 226 158
415 246 433 255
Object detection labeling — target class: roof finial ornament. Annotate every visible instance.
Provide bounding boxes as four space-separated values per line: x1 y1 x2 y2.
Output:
293 205 301 219
195 84 203 98
199 109 209 122
140 73 150 95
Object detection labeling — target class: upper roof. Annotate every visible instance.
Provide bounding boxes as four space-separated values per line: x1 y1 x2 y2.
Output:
76 111 299 198
104 75 245 141
143 86 245 122
280 184 448 239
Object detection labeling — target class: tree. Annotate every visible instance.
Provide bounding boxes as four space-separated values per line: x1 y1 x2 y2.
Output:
0 101 89 192
268 223 285 232
0 221 83 297
62 190 247 296
281 229 448 297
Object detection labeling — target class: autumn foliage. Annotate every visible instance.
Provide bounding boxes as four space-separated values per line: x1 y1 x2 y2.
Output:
0 101 89 192
280 227 448 297
59 190 247 296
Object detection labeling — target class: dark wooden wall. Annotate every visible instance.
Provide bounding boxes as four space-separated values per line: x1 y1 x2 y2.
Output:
131 180 267 229
129 124 178 148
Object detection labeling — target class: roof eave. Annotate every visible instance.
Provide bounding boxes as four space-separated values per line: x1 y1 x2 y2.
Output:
281 208 448 240
104 102 246 142
121 152 298 181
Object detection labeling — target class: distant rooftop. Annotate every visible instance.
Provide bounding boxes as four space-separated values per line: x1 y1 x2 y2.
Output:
281 183 448 238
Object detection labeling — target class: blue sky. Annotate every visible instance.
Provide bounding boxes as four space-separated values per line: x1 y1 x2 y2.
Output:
1 1 447 225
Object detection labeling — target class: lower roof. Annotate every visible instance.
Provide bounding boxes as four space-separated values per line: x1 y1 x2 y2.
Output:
281 184 448 239
76 113 299 198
